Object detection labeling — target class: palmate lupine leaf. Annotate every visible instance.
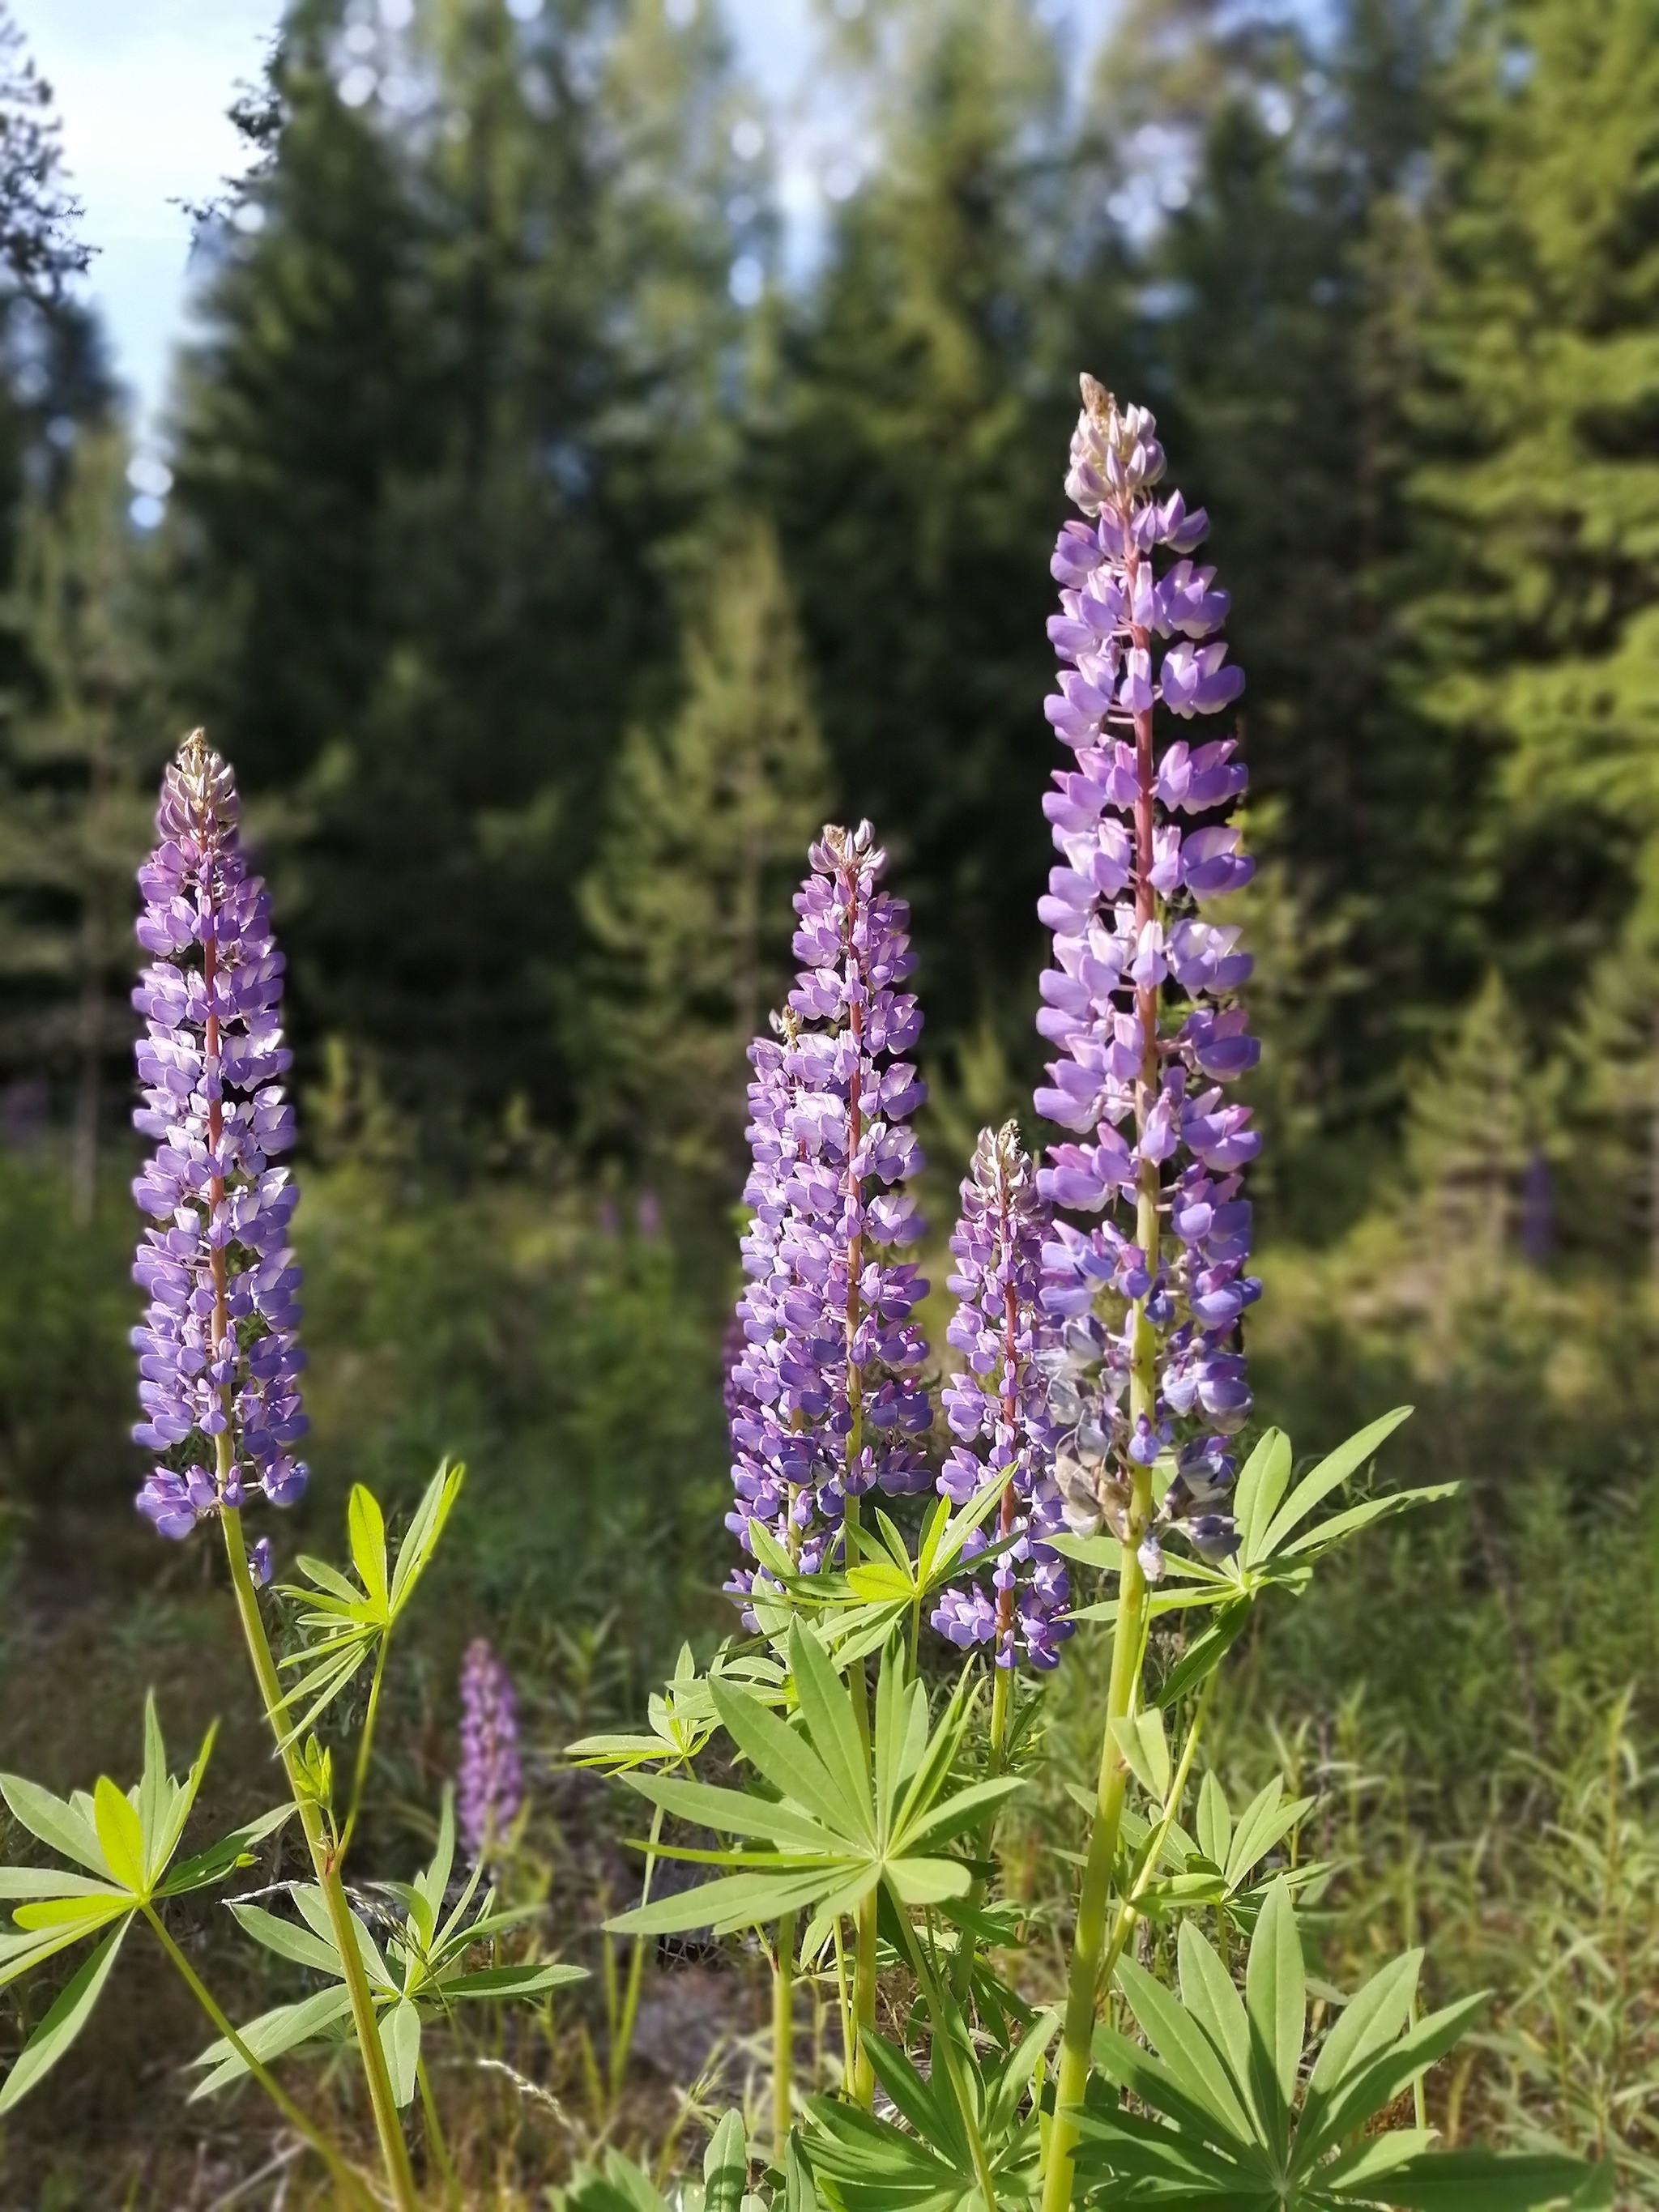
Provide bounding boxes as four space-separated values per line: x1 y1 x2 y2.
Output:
193 1785 583 2103
272 1459 466 1746
1068 1765 1326 1945
1073 1878 1612 2209
603 1622 1021 1959
550 2108 761 2212
1056 1413 1452 1699
742 1478 1023 1669
565 1640 784 1773
803 2007 1059 2212
0 1694 290 2110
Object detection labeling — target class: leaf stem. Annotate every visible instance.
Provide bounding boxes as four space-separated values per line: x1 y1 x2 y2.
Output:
336 1633 390 1865
220 1508 420 2212
140 1902 369 2206
611 1797 663 2104
773 1907 797 2160
417 2052 463 2210
851 1886 878 2108
1101 1669 1215 1986
895 1908 999 2212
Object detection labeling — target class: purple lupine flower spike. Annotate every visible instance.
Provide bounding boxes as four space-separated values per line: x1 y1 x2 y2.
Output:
725 822 932 1614
130 731 308 1543
458 1637 523 1862
1035 381 1260 1569
931 1123 1073 1670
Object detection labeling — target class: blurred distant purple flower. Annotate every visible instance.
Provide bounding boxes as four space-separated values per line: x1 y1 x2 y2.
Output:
724 822 932 1614
458 1637 523 1861
130 731 308 1541
1035 381 1260 1567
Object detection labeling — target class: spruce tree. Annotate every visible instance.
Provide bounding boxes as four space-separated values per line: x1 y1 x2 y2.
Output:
576 515 828 1180
1405 0 1659 1027
0 426 156 1218
768 0 1112 1066
165 0 756 1127
1093 0 1456 1136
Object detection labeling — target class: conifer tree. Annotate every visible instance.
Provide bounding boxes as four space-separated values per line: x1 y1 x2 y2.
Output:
0 425 156 1219
166 0 757 1127
1092 0 1455 1135
770 0 1107 1061
576 515 829 1179
1405 0 1659 1025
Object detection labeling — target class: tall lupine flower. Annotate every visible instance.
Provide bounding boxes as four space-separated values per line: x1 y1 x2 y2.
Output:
458 1638 524 1861
1034 381 1260 1575
726 823 932 1609
130 732 308 1551
930 1123 1073 1672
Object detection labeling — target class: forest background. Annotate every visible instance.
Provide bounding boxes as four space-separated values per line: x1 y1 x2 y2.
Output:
0 0 1656 2199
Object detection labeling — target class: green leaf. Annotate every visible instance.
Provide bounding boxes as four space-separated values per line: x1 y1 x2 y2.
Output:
1279 1483 1460 1562
149 1722 220 1883
1234 1430 1293 1564
1113 1955 1259 2146
0 1869 115 1901
190 1985 355 2098
623 1770 835 1853
347 1485 389 1613
1155 1602 1253 1710
1111 1710 1171 1801
388 1458 466 1613
1196 1771 1232 1870
0 1775 107 1876
228 1901 343 1976
91 1778 145 1896
1300 1949 1421 2140
438 1962 587 2000
1225 1779 1311 1891
292 1554 362 1603
1177 1920 1256 2121
0 1920 130 2112
708 1678 860 1843
787 1620 872 1836
885 1856 971 1907
556 2150 672 2212
1313 1990 1490 2148
11 1893 131 1935
898 1775 1024 1854
158 1803 292 1897
606 1865 842 1939
137 1695 168 1870
1244 1878 1304 2136
381 1997 420 2108
1366 2151 1614 2210
414 1786 456 1946
1256 1407 1414 1558
702 2109 748 2212
1090 2020 1259 2163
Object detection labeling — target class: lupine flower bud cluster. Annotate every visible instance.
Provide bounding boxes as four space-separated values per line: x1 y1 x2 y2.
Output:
725 824 932 1609
931 1124 1073 1670
458 1638 523 1862
130 732 309 1541
1035 380 1260 1574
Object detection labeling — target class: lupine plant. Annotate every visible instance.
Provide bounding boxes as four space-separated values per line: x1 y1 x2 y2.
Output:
567 386 1611 2212
0 399 1619 2212
0 733 579 2208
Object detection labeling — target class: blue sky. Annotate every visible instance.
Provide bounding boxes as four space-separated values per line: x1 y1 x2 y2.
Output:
16 0 1111 450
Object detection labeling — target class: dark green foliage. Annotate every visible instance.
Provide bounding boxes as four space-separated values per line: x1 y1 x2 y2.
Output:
765 0 1103 1065
165 0 754 1124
